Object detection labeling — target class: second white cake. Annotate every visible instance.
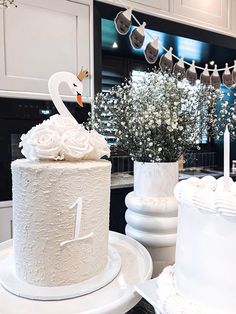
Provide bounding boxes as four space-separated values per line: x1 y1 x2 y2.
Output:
173 176 236 314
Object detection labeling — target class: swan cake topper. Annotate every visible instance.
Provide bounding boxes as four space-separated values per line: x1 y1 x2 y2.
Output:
18 70 110 247
19 70 110 162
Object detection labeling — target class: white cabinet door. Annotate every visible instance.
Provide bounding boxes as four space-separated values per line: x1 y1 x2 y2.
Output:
230 0 236 32
0 201 12 243
170 0 229 29
0 0 92 101
125 0 169 12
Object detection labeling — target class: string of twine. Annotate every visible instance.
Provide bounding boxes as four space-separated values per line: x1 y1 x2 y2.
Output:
114 0 235 72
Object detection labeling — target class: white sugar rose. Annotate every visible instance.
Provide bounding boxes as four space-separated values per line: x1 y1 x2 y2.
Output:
49 114 79 135
61 128 93 160
85 130 110 160
20 124 62 161
20 114 109 162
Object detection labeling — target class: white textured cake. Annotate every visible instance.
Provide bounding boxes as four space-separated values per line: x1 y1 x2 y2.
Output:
156 176 236 314
0 72 123 300
0 111 117 300
12 159 111 287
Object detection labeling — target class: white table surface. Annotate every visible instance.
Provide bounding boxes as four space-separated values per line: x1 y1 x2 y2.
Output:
0 231 153 314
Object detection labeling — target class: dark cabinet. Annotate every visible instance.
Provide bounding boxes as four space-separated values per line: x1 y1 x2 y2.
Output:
109 187 133 234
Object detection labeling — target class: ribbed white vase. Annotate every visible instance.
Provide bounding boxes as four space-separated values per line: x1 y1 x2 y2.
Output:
125 161 178 277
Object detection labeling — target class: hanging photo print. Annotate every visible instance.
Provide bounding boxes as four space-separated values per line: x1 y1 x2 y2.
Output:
144 38 159 64
200 64 211 86
159 47 173 73
232 60 236 83
130 22 146 49
113 2 236 89
173 57 185 80
211 65 221 89
186 61 197 85
222 63 233 88
114 8 132 35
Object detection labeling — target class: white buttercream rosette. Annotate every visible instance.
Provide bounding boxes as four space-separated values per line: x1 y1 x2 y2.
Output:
174 175 236 216
19 114 110 161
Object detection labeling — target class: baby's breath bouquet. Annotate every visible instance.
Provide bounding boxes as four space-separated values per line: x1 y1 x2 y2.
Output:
92 71 219 162
208 88 236 139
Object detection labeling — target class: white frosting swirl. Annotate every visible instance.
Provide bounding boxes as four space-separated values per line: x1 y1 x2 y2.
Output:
174 176 236 216
156 265 217 314
20 114 110 161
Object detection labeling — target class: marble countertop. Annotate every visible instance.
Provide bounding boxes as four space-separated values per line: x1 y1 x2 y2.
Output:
111 168 236 189
110 172 191 189
111 173 134 189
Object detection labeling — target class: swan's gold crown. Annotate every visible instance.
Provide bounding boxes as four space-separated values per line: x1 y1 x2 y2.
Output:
77 67 89 81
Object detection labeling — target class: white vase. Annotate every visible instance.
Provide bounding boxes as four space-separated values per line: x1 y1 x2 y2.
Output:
125 161 178 277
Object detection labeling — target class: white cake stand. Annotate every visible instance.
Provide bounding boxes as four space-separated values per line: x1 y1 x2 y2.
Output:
0 245 122 301
0 231 153 314
135 265 215 314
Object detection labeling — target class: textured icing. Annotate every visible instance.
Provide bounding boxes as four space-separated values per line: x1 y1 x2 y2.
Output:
156 266 217 314
174 176 236 313
11 159 111 287
19 114 110 161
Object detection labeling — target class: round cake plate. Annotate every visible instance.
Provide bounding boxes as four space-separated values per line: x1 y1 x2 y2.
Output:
0 231 153 314
0 245 121 301
135 265 214 314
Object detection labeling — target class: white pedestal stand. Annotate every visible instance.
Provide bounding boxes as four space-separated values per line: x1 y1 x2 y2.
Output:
0 231 153 314
125 161 178 277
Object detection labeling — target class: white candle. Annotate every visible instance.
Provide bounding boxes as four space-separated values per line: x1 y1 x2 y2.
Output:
224 125 230 191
